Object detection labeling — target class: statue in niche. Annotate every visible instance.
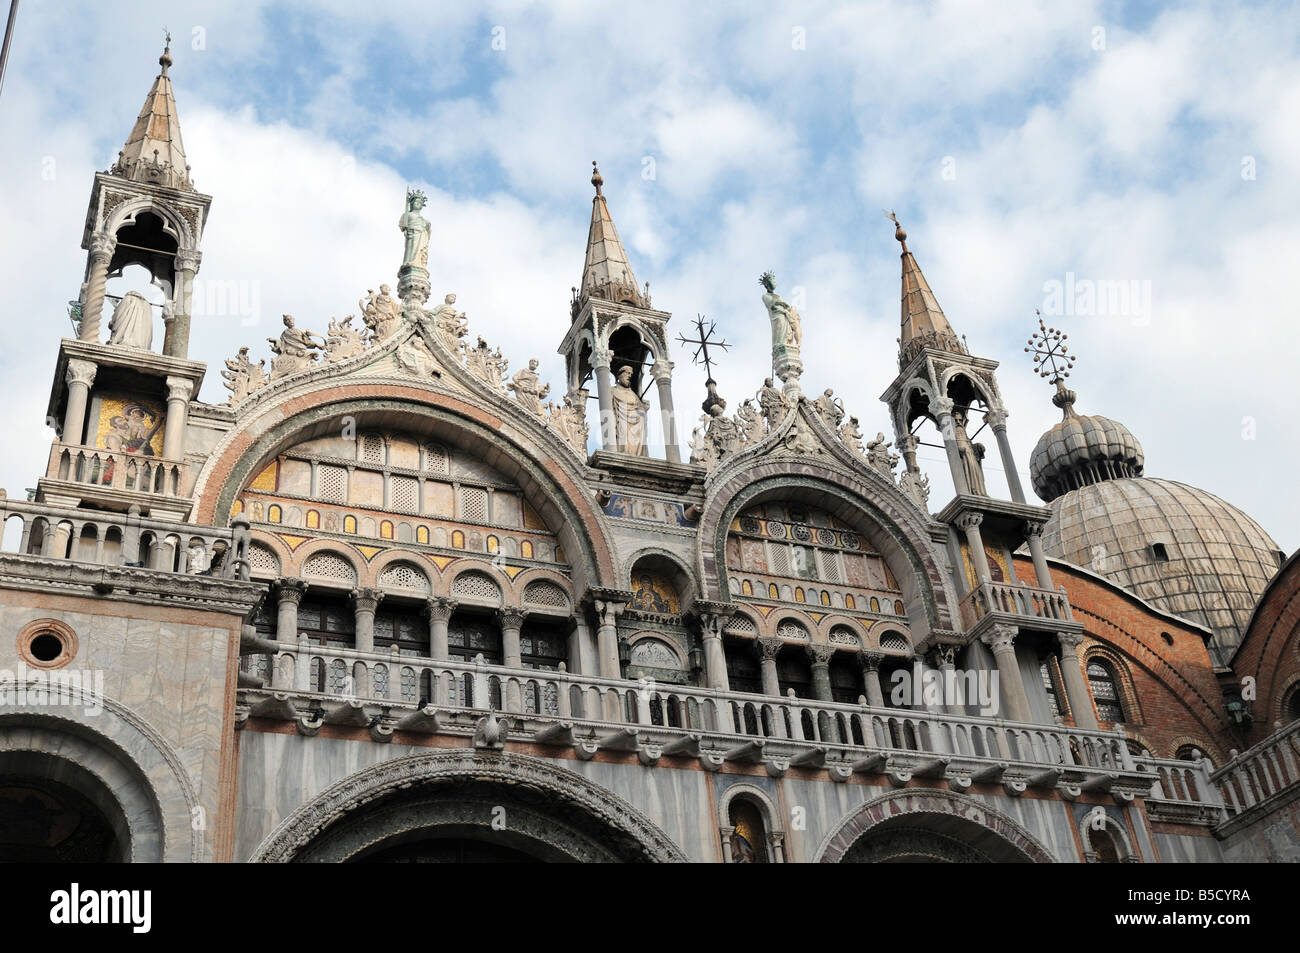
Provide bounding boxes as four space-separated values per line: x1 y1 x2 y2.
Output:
546 390 589 454
865 431 899 475
359 285 403 343
611 364 649 456
325 315 365 362
268 314 324 379
757 377 787 429
813 388 844 430
759 272 803 356
427 292 468 352
399 188 431 269
951 406 988 496
396 334 439 378
106 291 153 350
221 346 267 404
508 358 550 415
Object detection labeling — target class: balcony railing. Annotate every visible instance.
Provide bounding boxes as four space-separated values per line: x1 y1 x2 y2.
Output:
1130 754 1226 825
1211 719 1300 821
0 497 249 579
239 642 1154 796
45 442 188 497
960 580 1074 630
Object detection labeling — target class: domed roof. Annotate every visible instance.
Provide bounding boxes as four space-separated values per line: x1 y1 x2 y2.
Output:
1030 385 1143 502
1041 477 1284 667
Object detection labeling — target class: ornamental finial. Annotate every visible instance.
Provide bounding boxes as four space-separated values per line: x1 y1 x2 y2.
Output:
591 160 603 195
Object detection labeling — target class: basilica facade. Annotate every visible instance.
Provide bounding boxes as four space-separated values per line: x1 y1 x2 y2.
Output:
1 44 1298 864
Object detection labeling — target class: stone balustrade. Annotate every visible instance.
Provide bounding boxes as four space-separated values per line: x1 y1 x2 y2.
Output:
1211 719 1300 822
238 640 1153 797
1130 754 1227 825
960 579 1074 630
45 442 189 497
0 496 249 579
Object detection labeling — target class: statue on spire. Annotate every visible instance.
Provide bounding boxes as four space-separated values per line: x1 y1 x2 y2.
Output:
399 188 430 269
759 272 804 398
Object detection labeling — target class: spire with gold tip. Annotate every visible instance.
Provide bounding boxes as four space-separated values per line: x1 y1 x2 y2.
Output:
887 210 965 366
576 161 646 314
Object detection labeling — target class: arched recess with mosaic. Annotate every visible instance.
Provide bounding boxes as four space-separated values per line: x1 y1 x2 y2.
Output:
623 550 694 685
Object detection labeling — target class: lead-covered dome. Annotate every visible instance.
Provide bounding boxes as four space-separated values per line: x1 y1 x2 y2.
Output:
1030 385 1143 502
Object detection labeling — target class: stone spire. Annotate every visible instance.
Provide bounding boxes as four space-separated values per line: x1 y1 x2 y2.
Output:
891 215 964 366
577 161 646 311
109 34 194 191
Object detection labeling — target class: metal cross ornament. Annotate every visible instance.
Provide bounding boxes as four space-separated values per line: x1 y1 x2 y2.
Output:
1025 311 1076 385
676 314 729 382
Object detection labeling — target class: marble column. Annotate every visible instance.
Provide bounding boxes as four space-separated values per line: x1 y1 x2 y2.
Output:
424 597 456 660
987 407 1026 503
79 231 116 343
807 644 839 743
932 397 971 496
275 578 308 690
859 651 886 708
1025 522 1055 590
162 376 194 461
593 346 616 450
62 360 97 446
164 250 200 359
593 597 624 680
350 587 383 653
499 606 527 713
651 359 680 463
957 512 993 588
981 623 1031 723
1057 631 1098 730
756 637 782 697
699 613 730 692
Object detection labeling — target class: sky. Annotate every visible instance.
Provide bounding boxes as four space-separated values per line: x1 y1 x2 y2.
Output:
1 0 1297 552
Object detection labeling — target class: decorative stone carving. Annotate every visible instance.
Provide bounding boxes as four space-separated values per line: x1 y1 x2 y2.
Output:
897 469 931 508
952 406 987 496
221 346 267 404
838 416 866 456
813 388 844 430
545 390 590 455
424 597 458 623
865 431 899 476
107 291 154 350
757 636 783 661
359 285 403 343
165 376 194 404
396 334 439 378
508 359 550 415
267 314 324 379
427 293 468 352
758 377 787 429
65 359 98 389
466 336 508 390
399 188 431 269
324 315 366 363
736 399 763 446
611 364 649 456
759 272 804 395
782 412 821 456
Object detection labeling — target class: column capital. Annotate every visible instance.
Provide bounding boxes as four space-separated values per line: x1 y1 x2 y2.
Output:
65 358 98 389
932 396 955 418
756 636 784 661
858 651 884 672
88 231 117 260
425 596 458 622
985 406 1010 429
175 249 202 273
690 600 736 639
275 577 308 604
1057 630 1084 651
806 643 837 665
1023 520 1045 538
928 644 958 668
980 623 1018 654
498 606 528 630
591 344 612 369
956 511 984 531
165 375 195 404
350 587 384 613
650 359 674 382
895 433 918 453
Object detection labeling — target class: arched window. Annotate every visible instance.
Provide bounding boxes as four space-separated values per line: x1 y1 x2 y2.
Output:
1175 744 1204 762
1087 659 1125 723
727 797 769 863
1092 827 1121 863
1286 686 1300 723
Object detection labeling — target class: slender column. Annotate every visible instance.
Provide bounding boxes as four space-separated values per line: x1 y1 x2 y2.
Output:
807 645 839 743
164 251 200 359
592 597 624 679
757 637 782 697
275 577 307 690
981 624 1032 723
1057 631 1098 730
651 359 680 463
424 597 456 660
593 346 616 450
987 407 1026 503
350 587 383 653
499 606 527 713
698 612 730 692
162 376 194 461
1025 523 1055 590
62 360 97 446
859 652 886 708
957 512 993 587
79 232 117 343
932 397 971 495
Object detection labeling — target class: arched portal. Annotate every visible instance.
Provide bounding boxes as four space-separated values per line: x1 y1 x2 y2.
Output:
250 751 686 863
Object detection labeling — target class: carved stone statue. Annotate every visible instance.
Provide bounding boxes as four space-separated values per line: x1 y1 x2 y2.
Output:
466 337 508 389
839 416 866 456
760 272 803 354
704 402 741 459
360 285 403 343
399 188 431 269
268 314 324 380
396 334 439 378
736 399 763 447
611 364 649 456
546 390 589 455
325 315 365 363
865 431 899 475
898 469 931 508
427 293 468 352
221 346 266 404
952 406 988 496
107 291 153 350
758 377 787 429
783 414 821 456
813 388 844 430
508 359 550 415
